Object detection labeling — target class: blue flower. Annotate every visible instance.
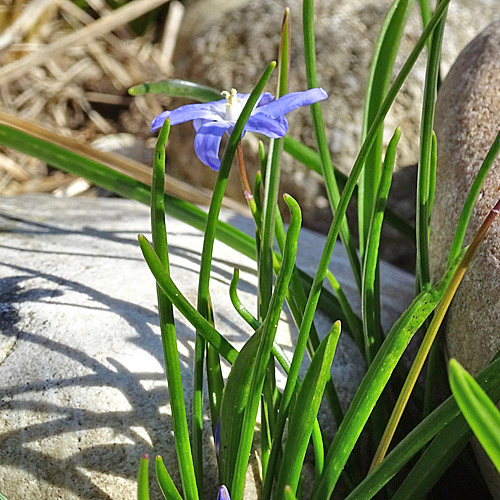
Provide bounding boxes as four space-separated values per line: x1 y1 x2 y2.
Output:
151 87 328 170
217 485 230 500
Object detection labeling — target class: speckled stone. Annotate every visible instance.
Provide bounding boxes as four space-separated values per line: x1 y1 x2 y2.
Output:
430 19 500 375
429 19 500 499
0 195 414 499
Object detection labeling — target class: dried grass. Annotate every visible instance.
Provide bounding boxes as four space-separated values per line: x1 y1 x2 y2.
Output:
0 0 179 197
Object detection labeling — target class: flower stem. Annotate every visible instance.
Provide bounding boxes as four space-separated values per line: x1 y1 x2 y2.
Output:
236 141 259 223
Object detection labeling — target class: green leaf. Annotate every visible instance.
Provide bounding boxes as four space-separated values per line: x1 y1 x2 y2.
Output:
230 195 302 500
138 235 238 363
193 61 276 491
390 414 470 500
303 0 362 292
137 454 150 500
447 129 500 267
344 354 500 500
155 456 183 500
359 0 414 257
218 328 263 488
282 135 415 242
362 127 401 364
274 322 341 499
313 245 461 499
283 485 298 500
415 0 447 292
129 79 221 102
150 121 199 500
449 358 500 473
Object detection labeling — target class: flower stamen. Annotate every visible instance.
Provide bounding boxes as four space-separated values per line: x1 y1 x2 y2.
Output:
222 88 242 122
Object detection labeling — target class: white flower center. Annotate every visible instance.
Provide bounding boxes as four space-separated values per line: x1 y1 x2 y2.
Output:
221 88 242 122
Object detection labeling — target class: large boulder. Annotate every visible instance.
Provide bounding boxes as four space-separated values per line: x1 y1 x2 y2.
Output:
429 19 500 498
0 194 414 499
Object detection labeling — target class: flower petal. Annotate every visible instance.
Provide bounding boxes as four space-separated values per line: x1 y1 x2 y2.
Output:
236 92 275 112
254 88 328 117
194 121 230 170
245 113 288 138
151 101 225 132
256 92 276 107
217 485 231 500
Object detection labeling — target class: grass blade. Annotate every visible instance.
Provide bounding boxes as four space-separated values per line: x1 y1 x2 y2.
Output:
282 135 415 241
313 246 461 499
155 456 183 500
129 79 221 101
447 129 500 266
362 128 401 364
359 0 414 257
371 197 500 469
138 235 238 363
275 322 341 499
193 61 276 490
449 358 500 472
303 0 362 291
150 121 199 500
344 354 500 500
416 0 447 292
230 195 302 500
137 454 150 500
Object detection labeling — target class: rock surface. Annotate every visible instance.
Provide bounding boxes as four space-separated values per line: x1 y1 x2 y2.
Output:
0 195 414 499
164 0 499 233
430 19 500 375
429 19 500 499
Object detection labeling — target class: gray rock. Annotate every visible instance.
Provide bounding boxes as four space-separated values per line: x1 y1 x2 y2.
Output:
430 19 500 375
164 0 499 234
429 19 500 499
0 195 414 499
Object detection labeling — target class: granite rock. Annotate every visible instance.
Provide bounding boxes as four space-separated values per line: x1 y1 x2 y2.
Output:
430 19 500 375
0 195 414 499
429 19 500 499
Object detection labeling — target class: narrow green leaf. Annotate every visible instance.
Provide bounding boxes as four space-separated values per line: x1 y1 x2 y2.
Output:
129 79 221 101
447 129 500 266
450 358 500 472
259 12 289 320
362 128 401 364
416 0 447 292
303 0 362 292
218 329 262 488
390 414 470 500
257 17 290 476
359 0 414 257
206 319 225 435
286 12 451 497
230 195 302 500
344 354 500 500
325 270 364 353
138 235 237 363
229 268 261 330
283 485 298 500
193 61 276 491
137 454 150 500
150 121 199 500
275 322 341 499
313 247 461 499
372 197 500 470
155 456 183 500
